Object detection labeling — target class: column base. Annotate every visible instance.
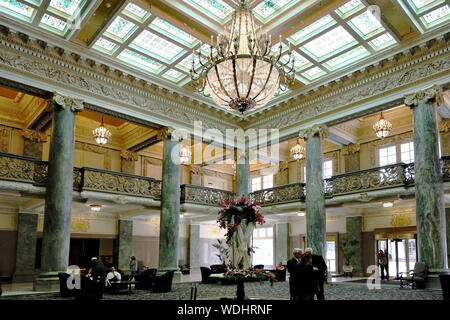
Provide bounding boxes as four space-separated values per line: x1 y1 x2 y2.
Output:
426 269 449 289
33 272 61 292
13 272 38 283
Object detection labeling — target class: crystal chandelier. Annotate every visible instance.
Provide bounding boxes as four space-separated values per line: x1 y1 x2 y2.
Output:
180 146 192 164
290 140 305 160
373 112 392 139
190 0 295 113
92 117 111 145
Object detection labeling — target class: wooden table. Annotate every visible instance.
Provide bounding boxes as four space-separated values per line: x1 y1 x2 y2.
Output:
109 280 138 293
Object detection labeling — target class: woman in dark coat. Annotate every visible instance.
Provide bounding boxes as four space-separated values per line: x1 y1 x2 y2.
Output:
295 253 318 301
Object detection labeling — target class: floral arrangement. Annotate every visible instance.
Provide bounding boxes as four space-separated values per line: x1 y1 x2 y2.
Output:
224 268 276 284
217 195 265 244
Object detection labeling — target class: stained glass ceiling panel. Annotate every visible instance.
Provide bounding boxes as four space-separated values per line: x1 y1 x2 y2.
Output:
123 2 149 19
176 54 201 71
288 15 336 45
131 30 185 61
369 32 396 50
49 0 83 16
408 0 444 13
324 45 369 69
349 11 385 38
118 49 164 73
253 0 295 19
301 26 357 59
335 0 364 18
150 17 199 47
105 16 136 41
163 69 186 82
93 37 118 54
186 0 233 19
0 0 35 19
281 50 311 70
411 0 439 7
421 4 449 24
40 13 67 31
302 66 326 80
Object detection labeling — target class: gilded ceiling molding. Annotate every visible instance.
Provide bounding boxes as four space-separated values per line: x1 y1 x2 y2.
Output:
404 85 444 107
121 151 138 162
341 143 360 156
22 129 48 143
52 92 84 113
439 119 450 132
0 31 236 132
249 43 449 130
298 124 330 140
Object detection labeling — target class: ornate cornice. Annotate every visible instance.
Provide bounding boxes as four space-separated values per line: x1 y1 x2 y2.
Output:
404 85 443 107
298 124 330 140
52 92 84 113
22 129 47 143
0 29 239 131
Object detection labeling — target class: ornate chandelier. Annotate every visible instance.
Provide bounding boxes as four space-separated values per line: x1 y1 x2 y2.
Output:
290 140 305 160
92 117 111 145
180 146 192 164
190 0 295 113
373 112 392 139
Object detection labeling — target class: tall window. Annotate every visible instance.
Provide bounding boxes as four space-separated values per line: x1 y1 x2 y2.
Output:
323 159 333 178
252 227 274 267
378 141 414 166
251 175 273 191
301 164 306 182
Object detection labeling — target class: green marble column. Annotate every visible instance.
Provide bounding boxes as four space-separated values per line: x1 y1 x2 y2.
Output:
275 223 289 265
13 212 38 282
235 148 250 199
34 93 83 291
189 224 200 272
158 128 181 278
299 125 329 258
405 85 448 273
345 216 363 274
118 220 133 272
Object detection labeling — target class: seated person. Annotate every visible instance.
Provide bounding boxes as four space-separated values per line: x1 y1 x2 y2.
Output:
106 267 122 282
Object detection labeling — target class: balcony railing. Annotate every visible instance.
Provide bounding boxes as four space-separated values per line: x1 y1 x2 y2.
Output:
0 152 161 199
250 182 306 206
180 184 235 206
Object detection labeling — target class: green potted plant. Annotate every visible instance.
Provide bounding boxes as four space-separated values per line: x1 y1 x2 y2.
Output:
339 236 360 276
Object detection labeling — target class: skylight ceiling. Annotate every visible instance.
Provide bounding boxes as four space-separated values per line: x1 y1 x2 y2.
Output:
396 0 449 32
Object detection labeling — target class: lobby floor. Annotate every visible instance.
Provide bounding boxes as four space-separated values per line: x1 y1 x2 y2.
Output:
0 278 443 300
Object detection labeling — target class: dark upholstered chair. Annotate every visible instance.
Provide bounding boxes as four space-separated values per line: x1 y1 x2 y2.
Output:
254 264 264 270
399 262 427 289
152 270 175 293
274 268 286 281
200 267 220 284
439 274 450 300
59 272 80 297
135 268 157 290
74 276 104 300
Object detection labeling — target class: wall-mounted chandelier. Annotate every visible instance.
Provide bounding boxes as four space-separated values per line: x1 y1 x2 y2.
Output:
373 112 392 139
190 0 296 113
290 140 305 160
180 146 192 164
92 117 111 145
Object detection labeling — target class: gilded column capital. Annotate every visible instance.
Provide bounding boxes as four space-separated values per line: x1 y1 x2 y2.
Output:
298 124 330 140
157 127 184 141
404 85 443 107
120 150 138 161
22 129 48 143
342 143 360 156
52 92 84 113
438 119 450 133
190 165 204 175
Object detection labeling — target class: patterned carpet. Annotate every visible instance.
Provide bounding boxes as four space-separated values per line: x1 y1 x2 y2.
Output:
0 281 444 300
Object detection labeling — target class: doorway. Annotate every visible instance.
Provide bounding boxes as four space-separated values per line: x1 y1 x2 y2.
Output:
376 237 417 279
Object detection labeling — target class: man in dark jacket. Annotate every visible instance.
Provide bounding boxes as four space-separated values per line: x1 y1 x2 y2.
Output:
287 248 303 300
305 248 327 301
87 257 107 282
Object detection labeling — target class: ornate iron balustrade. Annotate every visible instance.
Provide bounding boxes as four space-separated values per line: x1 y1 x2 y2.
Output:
0 152 35 183
442 156 450 180
249 183 306 207
180 184 235 206
324 162 415 197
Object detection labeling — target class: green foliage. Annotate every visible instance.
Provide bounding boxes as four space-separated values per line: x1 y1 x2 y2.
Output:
339 236 360 264
212 239 230 265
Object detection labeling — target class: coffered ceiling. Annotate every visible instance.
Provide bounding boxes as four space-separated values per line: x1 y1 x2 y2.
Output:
0 0 448 117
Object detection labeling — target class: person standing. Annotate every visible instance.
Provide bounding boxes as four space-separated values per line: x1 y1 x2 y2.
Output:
305 248 327 301
129 256 138 280
377 250 384 279
287 248 303 300
381 249 389 281
87 257 107 282
295 253 317 301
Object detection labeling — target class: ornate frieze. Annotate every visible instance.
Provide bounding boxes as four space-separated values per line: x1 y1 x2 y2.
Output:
298 124 330 140
404 85 443 107
22 129 48 143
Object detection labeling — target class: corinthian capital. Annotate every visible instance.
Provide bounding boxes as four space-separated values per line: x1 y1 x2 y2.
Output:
52 92 84 113
22 129 48 143
298 124 330 140
439 119 450 133
404 85 443 107
156 127 179 141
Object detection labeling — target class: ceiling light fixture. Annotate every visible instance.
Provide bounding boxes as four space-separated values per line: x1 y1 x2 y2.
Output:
297 212 305 217
90 205 102 212
383 202 394 208
373 112 392 139
92 116 111 145
190 0 295 113
180 146 192 164
290 139 305 160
